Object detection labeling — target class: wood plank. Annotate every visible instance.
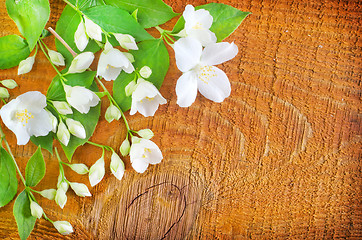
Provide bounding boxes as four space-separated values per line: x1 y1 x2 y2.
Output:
0 0 361 239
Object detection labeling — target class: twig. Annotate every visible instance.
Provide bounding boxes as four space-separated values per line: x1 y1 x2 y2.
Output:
48 27 77 57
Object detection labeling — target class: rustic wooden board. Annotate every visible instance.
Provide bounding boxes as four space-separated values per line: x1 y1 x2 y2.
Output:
0 0 361 239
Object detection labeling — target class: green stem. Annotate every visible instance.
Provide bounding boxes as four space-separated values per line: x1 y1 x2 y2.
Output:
86 140 112 151
38 40 63 77
95 77 132 133
63 0 79 13
54 147 65 179
0 126 27 186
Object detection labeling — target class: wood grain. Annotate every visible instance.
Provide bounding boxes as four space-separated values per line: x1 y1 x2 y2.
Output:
0 0 361 239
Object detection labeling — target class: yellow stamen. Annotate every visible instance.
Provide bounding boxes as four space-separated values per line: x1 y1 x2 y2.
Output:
198 66 217 84
15 109 34 126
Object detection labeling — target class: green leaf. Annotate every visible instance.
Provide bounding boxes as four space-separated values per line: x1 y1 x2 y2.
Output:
0 35 30 69
55 6 100 65
46 75 100 160
0 147 18 207
82 5 153 42
114 39 169 111
172 3 250 42
30 133 54 154
5 0 50 51
104 0 178 28
47 71 97 101
68 0 105 9
25 147 45 187
13 191 36 240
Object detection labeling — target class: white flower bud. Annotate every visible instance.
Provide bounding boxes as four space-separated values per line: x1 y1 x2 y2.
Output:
57 121 70 146
30 201 43 219
75 20 89 51
48 50 65 66
125 80 137 97
137 129 154 140
120 138 130 156
110 152 125 181
68 52 94 74
0 87 9 98
45 110 58 133
55 188 67 209
18 55 35 75
1 79 17 89
89 156 105 187
39 189 57 200
105 104 121 123
52 101 73 115
69 163 89 175
123 52 135 63
113 33 138 50
53 221 74 235
69 182 91 197
84 16 103 42
139 66 152 79
65 118 86 139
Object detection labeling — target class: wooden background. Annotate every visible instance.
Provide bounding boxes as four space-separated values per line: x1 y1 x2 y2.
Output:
0 0 361 239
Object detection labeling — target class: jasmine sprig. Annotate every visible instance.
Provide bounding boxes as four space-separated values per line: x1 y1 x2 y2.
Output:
38 39 64 77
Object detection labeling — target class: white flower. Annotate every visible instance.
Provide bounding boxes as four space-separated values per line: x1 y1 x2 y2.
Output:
18 55 35 75
48 50 65 66
174 37 238 107
45 110 58 133
55 187 67 209
130 80 166 117
74 20 89 51
57 120 70 146
113 33 138 50
89 156 105 187
68 52 94 74
119 138 130 156
181 5 216 46
84 16 103 42
63 85 100 114
0 91 53 145
137 129 154 139
1 79 17 89
69 182 91 197
97 41 134 81
52 101 73 115
110 152 125 180
69 163 89 175
65 118 86 139
139 66 152 79
0 87 9 98
39 189 57 200
53 221 73 235
30 201 43 219
130 137 163 173
125 80 137 96
105 104 121 123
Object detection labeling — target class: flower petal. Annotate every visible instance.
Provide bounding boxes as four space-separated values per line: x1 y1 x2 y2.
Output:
174 37 202 72
200 42 238 66
176 71 198 107
27 109 53 137
197 66 231 103
84 17 102 41
187 28 217 46
74 21 89 51
18 91 47 112
131 158 149 173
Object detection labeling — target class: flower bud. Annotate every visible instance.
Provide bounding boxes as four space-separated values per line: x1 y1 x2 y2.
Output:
18 55 35 75
46 110 58 133
123 52 135 63
69 163 89 175
137 129 154 140
69 182 91 197
110 152 125 181
105 104 121 123
75 20 89 51
57 121 70 146
55 188 67 209
120 138 130 156
89 156 105 187
48 50 65 66
125 80 137 97
30 201 43 219
84 16 103 42
139 66 152 79
52 101 73 115
0 79 17 89
65 118 86 139
39 189 57 200
0 87 9 98
68 52 94 74
53 221 74 235
113 33 138 50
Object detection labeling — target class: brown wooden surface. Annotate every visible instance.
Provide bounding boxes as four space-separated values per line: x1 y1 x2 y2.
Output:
0 0 361 239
